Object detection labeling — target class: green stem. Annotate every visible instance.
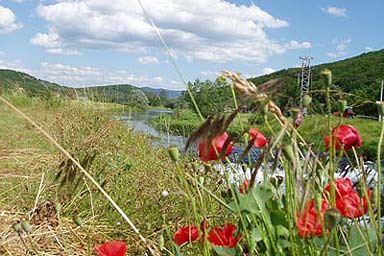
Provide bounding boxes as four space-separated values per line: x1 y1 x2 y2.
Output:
326 86 336 208
376 119 384 255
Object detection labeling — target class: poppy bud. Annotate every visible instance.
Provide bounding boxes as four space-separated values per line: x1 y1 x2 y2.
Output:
302 94 312 108
73 213 83 227
263 103 269 115
192 162 200 173
315 194 323 215
282 144 295 163
167 146 179 162
13 223 22 233
320 69 332 87
21 220 32 233
55 202 62 213
338 100 347 113
324 208 340 231
159 234 165 250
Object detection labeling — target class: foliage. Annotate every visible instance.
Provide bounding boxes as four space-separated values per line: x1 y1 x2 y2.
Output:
0 69 73 97
182 78 234 117
249 49 384 116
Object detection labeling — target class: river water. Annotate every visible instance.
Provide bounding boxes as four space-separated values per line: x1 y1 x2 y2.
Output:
121 109 188 149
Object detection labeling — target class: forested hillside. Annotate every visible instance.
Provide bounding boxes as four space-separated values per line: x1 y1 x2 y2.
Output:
249 49 384 116
0 69 70 96
0 69 181 107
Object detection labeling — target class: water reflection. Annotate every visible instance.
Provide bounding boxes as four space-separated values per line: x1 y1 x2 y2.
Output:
121 109 188 150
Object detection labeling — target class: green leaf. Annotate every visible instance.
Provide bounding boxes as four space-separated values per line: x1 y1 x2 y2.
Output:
212 246 237 256
270 209 289 227
347 224 378 256
230 182 274 217
249 227 263 251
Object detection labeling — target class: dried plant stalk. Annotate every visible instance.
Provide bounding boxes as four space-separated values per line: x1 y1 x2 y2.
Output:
222 70 287 124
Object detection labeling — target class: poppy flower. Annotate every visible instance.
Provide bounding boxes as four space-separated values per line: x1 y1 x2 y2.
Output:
94 241 127 256
207 223 241 247
249 128 267 148
325 178 371 218
198 132 233 161
239 179 249 194
324 125 362 151
297 198 329 238
173 225 199 246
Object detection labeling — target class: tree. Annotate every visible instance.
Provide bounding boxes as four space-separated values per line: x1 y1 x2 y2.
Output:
127 89 149 108
183 78 233 117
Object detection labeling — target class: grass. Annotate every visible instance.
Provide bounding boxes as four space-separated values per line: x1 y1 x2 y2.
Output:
0 93 222 255
1 81 383 256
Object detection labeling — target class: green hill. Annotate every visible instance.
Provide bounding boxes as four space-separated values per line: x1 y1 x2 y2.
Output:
0 69 177 107
0 69 71 97
249 49 384 116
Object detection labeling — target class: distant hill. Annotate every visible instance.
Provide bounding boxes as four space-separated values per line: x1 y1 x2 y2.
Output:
0 69 183 105
141 87 183 99
249 49 384 116
0 69 71 96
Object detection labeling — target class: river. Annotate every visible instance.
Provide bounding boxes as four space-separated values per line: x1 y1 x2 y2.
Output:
121 109 188 149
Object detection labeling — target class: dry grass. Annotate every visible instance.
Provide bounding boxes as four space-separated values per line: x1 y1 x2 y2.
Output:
0 94 203 255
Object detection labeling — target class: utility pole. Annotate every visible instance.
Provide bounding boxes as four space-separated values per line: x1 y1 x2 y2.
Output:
298 56 313 115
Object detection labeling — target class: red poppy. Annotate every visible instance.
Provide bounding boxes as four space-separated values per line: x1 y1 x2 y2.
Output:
198 132 233 161
297 198 329 238
239 179 249 194
249 128 267 148
324 125 362 151
325 178 371 218
94 241 127 256
207 223 241 247
173 225 199 246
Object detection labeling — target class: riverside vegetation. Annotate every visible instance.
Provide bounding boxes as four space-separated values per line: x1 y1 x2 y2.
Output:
0 68 383 255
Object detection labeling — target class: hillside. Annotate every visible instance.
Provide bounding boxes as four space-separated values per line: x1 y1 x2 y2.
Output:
249 49 384 116
0 69 183 105
0 69 71 96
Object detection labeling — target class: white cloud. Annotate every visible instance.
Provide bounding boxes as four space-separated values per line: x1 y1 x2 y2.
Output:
46 48 81 55
244 67 276 79
30 28 81 55
261 67 275 75
364 46 373 52
0 5 23 35
322 7 347 17
30 30 60 48
10 0 29 3
31 0 310 62
285 40 311 50
138 55 159 64
327 38 351 58
201 70 220 78
27 62 180 89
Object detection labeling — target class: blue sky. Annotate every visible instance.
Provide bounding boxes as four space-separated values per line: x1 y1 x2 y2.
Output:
0 0 382 90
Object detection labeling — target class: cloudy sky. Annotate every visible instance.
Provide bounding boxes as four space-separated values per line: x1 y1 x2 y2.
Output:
0 0 382 90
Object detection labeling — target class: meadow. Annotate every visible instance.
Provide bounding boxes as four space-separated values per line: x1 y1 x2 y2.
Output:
0 69 383 256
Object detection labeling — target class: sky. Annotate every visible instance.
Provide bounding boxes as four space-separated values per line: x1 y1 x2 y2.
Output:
0 0 382 90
